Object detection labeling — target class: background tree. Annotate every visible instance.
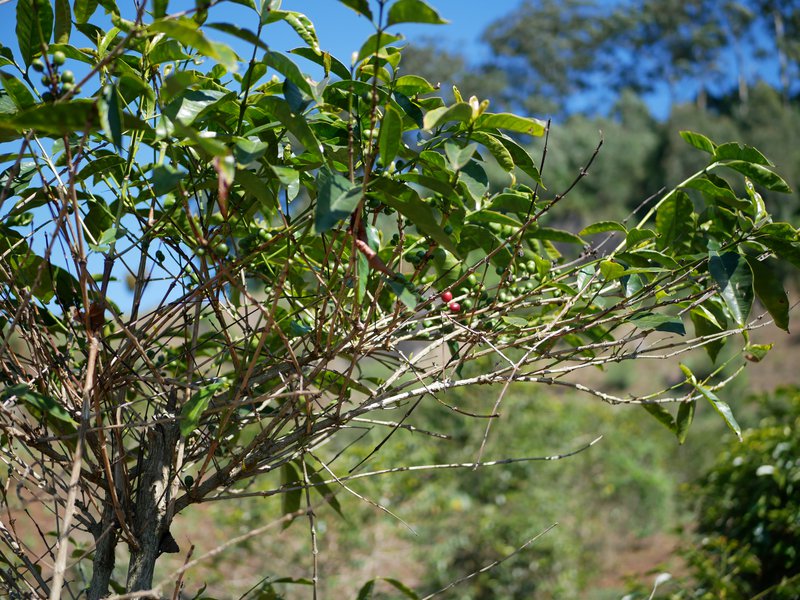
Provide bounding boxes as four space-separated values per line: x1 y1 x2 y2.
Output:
0 0 797 598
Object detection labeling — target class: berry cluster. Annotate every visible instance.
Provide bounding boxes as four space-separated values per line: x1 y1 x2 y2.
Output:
32 51 78 102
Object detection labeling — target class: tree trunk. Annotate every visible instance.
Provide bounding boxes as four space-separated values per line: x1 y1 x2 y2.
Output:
87 501 117 600
126 420 180 592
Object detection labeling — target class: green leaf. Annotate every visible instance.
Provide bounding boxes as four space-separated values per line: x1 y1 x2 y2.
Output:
708 251 753 327
744 343 772 363
580 221 626 236
237 168 277 210
259 96 322 159
387 277 417 310
486 191 533 214
74 0 99 24
394 74 435 96
153 0 169 19
357 580 376 600
0 73 35 109
746 256 789 332
387 0 448 26
179 379 229 437
676 400 695 444
528 227 584 245
356 32 404 63
337 0 373 20
599 259 625 280
16 0 54 66
679 130 716 154
720 160 791 193
280 462 303 530
695 383 742 441
713 142 772 166
690 308 725 363
655 191 692 250
290 47 350 80
642 404 676 434
206 23 269 52
629 312 686 335
625 227 657 248
471 132 514 173
54 0 71 44
757 222 800 270
98 84 123 150
375 178 459 255
264 50 314 97
493 134 542 184
393 91 423 128
475 112 546 136
423 102 472 131
307 468 344 519
4 383 76 424
382 578 419 599
683 175 748 210
149 18 239 72
379 104 402 166
315 166 360 233
263 10 320 53
444 141 477 171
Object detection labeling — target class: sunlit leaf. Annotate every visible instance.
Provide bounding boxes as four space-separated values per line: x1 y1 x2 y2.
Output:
708 251 753 327
387 0 448 26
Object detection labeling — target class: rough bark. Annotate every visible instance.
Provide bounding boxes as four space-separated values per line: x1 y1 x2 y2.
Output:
87 500 117 600
125 419 179 592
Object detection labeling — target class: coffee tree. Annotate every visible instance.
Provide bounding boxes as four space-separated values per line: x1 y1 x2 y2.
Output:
0 0 797 597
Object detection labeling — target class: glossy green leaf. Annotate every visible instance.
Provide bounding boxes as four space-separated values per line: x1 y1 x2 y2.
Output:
471 132 514 173
675 400 695 444
690 308 725 363
626 227 657 248
757 223 800 270
356 32 404 63
599 259 625 280
714 142 772 166
387 277 418 310
580 221 626 236
307 467 344 519
493 134 542 184
357 580 376 600
696 383 742 441
423 102 472 130
683 175 748 210
744 343 772 363
264 10 321 53
16 0 53 66
528 227 584 245
280 462 302 530
721 160 791 193
54 0 71 44
263 50 314 97
206 23 269 52
149 18 239 72
475 112 546 136
486 192 533 214
746 256 789 332
708 251 753 327
291 47 350 80
642 403 676 433
315 166 360 233
74 0 99 23
394 74 435 96
393 91 424 128
153 0 169 19
655 191 692 250
337 0 373 20
180 379 229 437
629 312 686 335
679 130 716 154
237 168 278 209
98 84 123 150
387 0 448 26
0 73 35 110
4 383 75 424
379 104 402 167
259 96 322 159
444 142 477 171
